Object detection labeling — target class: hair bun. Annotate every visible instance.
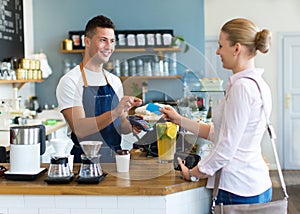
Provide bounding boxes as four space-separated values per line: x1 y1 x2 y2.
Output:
255 29 272 54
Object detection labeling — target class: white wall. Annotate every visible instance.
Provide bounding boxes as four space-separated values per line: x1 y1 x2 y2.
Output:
205 0 300 166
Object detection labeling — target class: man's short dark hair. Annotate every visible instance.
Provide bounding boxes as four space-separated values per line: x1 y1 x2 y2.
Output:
85 15 115 38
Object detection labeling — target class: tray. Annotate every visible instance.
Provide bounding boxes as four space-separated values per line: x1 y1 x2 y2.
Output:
4 168 47 181
44 174 75 184
75 173 107 184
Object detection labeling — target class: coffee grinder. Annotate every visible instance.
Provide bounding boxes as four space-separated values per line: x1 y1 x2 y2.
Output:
76 141 104 183
4 125 46 180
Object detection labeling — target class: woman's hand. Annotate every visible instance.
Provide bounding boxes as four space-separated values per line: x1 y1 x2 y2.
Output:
177 157 208 181
160 106 182 125
177 157 191 180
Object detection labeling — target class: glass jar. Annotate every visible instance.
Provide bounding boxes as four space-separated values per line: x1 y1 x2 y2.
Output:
79 155 102 178
48 156 71 178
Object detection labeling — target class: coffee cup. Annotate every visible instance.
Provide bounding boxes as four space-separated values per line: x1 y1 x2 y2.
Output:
115 150 130 172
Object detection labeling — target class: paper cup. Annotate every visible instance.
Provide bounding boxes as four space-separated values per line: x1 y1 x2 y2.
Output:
115 152 130 172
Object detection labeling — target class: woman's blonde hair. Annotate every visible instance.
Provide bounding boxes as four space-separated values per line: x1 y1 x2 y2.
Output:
221 18 272 56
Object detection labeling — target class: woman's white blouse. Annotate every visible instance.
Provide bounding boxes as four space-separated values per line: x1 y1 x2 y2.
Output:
198 68 272 196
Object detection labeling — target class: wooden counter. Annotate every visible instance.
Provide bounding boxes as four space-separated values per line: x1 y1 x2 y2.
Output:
0 155 212 214
0 158 206 196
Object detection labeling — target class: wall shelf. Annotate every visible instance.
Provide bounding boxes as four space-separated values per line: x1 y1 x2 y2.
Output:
120 75 182 81
0 80 43 90
191 90 225 93
60 47 181 54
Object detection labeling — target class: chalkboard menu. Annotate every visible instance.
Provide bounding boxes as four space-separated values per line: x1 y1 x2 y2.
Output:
0 0 24 61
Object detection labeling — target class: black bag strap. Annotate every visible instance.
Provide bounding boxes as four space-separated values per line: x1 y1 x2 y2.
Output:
211 77 288 213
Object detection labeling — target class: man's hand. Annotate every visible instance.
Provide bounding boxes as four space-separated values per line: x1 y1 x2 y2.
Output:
115 96 142 115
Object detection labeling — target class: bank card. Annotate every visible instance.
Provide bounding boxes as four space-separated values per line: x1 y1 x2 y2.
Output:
146 102 161 115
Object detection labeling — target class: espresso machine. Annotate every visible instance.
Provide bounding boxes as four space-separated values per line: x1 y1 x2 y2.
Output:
76 141 105 184
4 125 46 180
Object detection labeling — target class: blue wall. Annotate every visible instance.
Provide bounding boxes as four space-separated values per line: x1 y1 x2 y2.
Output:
32 0 205 107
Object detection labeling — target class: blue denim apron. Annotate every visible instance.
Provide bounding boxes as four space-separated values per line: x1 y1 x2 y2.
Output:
70 63 121 163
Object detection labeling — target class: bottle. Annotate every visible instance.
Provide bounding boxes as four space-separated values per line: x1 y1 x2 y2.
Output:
197 97 206 111
206 97 213 123
191 95 199 112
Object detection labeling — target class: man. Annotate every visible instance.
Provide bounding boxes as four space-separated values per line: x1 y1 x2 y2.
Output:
56 15 142 162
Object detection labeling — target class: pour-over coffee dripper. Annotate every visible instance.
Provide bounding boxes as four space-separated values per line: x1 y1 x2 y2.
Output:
51 138 69 155
78 141 103 178
79 141 103 158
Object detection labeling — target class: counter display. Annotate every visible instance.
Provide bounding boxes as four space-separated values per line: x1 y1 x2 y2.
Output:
0 156 212 214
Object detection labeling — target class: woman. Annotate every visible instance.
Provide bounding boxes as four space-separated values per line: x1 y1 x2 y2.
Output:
160 18 273 205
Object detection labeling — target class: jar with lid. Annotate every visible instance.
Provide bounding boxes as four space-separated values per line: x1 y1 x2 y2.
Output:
155 33 162 46
146 34 155 46
144 60 152 76
136 59 143 76
121 60 129 76
129 59 136 76
127 34 136 47
113 59 121 76
152 56 160 76
136 34 146 46
163 54 169 76
118 34 126 46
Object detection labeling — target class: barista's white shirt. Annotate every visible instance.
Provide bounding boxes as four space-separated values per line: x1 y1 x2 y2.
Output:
198 68 272 197
56 65 124 113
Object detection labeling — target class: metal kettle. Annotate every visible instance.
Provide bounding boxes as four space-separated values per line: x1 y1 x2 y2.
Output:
10 124 46 155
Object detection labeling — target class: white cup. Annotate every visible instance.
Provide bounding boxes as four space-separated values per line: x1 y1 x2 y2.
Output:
115 151 130 173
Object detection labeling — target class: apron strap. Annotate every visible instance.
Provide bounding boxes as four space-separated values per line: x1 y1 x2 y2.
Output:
103 70 111 86
80 62 111 87
80 62 88 87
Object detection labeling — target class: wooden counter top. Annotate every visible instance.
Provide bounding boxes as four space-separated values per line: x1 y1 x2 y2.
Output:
0 158 206 196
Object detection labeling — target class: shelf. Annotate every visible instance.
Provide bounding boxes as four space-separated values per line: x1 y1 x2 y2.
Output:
60 49 84 54
191 90 225 95
0 79 43 90
60 47 181 54
191 90 224 92
120 75 182 81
